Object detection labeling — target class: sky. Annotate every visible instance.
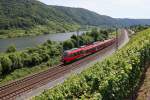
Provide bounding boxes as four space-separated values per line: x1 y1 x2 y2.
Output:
38 0 150 19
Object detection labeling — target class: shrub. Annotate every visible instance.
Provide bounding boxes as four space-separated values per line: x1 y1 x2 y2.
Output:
9 53 23 69
0 56 12 74
63 40 75 50
6 45 17 53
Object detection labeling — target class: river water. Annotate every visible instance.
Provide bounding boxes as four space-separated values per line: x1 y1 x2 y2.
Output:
0 31 84 52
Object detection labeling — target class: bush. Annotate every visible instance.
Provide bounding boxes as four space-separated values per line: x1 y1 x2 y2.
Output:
20 52 32 67
0 56 12 74
31 53 42 66
6 45 17 53
9 53 23 69
63 40 75 50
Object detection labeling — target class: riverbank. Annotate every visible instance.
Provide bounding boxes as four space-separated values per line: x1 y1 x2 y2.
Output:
0 24 80 39
0 31 85 52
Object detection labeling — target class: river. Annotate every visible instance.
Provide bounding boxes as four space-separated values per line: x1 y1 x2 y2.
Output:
0 31 84 52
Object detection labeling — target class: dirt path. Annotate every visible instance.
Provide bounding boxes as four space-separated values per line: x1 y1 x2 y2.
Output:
136 64 150 100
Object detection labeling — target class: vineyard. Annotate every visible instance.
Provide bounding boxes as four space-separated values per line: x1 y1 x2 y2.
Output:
33 28 150 100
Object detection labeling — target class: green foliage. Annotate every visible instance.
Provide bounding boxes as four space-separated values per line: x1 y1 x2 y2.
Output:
0 56 12 74
33 28 150 100
0 57 60 85
130 25 150 32
31 53 42 66
0 40 61 76
91 28 99 41
6 45 17 53
63 40 75 50
0 0 80 38
0 0 149 38
9 53 23 69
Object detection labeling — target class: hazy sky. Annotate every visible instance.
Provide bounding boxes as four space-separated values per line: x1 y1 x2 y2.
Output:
38 0 149 19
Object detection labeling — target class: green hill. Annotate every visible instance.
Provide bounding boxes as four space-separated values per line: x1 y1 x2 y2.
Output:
0 0 149 38
0 0 80 38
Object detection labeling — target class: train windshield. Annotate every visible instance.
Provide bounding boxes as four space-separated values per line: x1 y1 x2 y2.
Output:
63 52 68 57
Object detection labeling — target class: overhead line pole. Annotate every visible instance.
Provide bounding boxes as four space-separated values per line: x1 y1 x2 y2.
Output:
77 29 80 48
116 27 118 51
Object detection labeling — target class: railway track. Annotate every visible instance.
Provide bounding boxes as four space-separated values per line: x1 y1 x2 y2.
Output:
0 51 107 100
0 29 127 100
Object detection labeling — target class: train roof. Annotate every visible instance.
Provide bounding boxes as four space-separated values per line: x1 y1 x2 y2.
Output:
65 48 83 54
82 44 95 51
64 38 115 55
82 39 113 50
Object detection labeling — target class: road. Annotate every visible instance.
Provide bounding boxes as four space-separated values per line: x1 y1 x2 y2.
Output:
16 29 129 100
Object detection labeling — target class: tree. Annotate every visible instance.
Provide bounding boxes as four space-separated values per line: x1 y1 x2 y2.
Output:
63 40 75 50
100 30 109 39
47 40 52 44
71 34 77 40
41 53 50 62
0 56 12 74
9 53 23 69
49 46 60 57
31 53 42 66
6 45 17 53
91 28 99 42
83 35 93 45
20 52 32 67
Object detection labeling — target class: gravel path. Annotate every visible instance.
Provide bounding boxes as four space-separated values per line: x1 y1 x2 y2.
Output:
16 29 129 100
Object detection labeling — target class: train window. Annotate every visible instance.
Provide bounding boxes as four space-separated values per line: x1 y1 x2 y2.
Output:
70 54 74 57
73 53 77 56
81 51 84 54
72 53 75 57
80 51 83 54
78 51 81 54
77 51 80 55
73 52 78 56
63 52 68 57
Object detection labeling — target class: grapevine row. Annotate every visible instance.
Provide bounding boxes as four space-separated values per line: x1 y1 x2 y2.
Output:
33 29 150 100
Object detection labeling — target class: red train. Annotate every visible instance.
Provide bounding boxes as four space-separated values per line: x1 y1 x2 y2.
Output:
62 38 116 64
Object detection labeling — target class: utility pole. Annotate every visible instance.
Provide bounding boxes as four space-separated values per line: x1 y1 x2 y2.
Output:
116 27 118 51
60 42 64 57
86 25 89 31
77 29 80 48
